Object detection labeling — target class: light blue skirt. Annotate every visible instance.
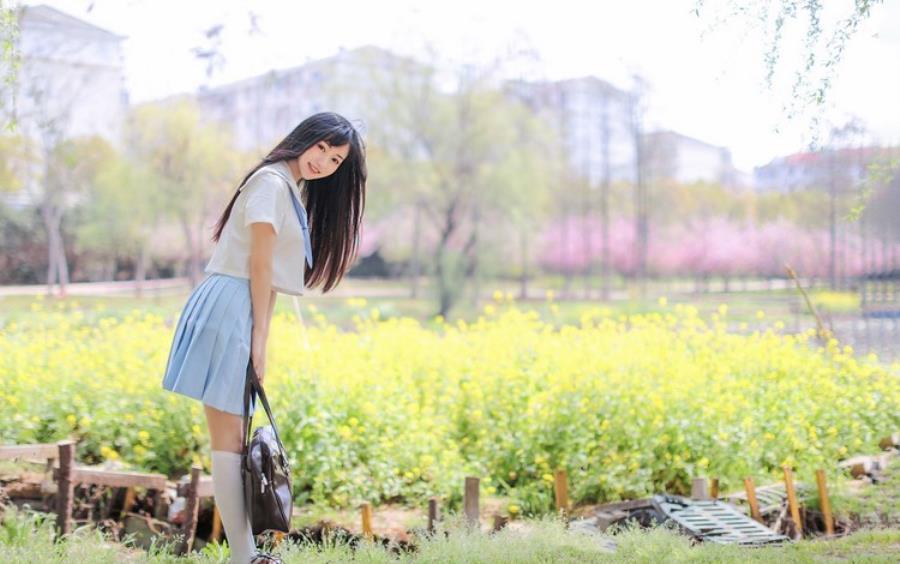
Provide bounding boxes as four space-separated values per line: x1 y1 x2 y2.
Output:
162 273 257 417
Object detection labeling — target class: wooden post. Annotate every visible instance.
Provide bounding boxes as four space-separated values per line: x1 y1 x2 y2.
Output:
360 502 373 540
709 477 719 500
783 465 803 538
691 477 709 500
153 489 169 521
178 465 202 555
210 504 223 542
464 476 480 529
553 469 569 518
55 440 75 539
43 456 56 495
491 513 509 532
427 496 440 534
878 433 899 451
815 469 834 536
120 487 136 518
743 477 762 523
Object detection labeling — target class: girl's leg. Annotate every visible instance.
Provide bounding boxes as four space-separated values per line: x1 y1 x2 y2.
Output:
205 404 258 564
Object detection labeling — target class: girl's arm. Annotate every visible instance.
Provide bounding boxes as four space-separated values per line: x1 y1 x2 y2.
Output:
265 288 277 334
249 222 276 384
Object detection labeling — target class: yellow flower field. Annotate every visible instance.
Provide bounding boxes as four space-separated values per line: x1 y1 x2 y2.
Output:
1 295 898 516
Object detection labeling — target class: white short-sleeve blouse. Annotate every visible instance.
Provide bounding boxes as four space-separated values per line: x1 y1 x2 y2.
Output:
205 160 310 295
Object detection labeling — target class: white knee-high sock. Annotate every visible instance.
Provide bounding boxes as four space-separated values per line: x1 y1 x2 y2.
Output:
211 450 258 564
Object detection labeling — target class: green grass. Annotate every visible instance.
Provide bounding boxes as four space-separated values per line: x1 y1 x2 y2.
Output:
0 274 821 331
828 459 900 529
1 504 898 563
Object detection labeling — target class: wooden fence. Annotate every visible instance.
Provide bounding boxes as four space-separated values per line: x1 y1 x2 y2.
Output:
3 433 898 551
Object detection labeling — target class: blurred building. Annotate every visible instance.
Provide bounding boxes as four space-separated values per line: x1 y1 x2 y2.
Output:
3 4 128 207
12 4 128 142
642 130 743 187
753 147 885 193
195 45 418 151
754 152 822 192
503 76 638 184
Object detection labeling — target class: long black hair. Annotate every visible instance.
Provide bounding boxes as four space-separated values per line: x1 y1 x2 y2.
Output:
211 111 367 293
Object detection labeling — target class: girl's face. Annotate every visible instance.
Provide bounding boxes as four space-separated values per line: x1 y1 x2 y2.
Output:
297 140 350 180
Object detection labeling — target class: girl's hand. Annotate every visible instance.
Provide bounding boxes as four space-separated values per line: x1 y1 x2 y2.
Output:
251 328 267 386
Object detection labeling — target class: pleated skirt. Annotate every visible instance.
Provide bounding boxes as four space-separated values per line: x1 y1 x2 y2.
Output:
161 272 257 417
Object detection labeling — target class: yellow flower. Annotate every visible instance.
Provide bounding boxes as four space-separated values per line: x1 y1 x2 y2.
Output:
3 287 897 515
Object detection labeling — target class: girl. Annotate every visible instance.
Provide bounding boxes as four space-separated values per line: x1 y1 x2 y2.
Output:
161 112 367 563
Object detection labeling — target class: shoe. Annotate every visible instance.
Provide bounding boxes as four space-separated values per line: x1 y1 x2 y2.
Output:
249 551 283 564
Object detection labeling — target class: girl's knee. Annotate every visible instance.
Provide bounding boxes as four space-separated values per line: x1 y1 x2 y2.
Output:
203 404 244 452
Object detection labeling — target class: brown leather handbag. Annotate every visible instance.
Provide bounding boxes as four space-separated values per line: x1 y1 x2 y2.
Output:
241 359 293 534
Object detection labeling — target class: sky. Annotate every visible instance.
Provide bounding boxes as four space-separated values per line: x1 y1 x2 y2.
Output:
20 0 900 172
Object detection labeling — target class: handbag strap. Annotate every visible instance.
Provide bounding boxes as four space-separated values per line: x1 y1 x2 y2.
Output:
241 359 288 458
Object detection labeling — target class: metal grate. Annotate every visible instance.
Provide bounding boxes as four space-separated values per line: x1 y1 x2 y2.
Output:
726 482 810 517
651 495 791 546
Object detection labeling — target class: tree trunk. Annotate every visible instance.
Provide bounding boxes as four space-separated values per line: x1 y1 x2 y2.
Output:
44 207 58 291
180 216 201 287
828 149 837 291
102 258 115 281
600 92 611 302
135 243 149 298
433 197 460 318
41 202 69 297
562 272 574 298
464 205 481 309
518 227 529 300
436 248 453 318
409 201 422 299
